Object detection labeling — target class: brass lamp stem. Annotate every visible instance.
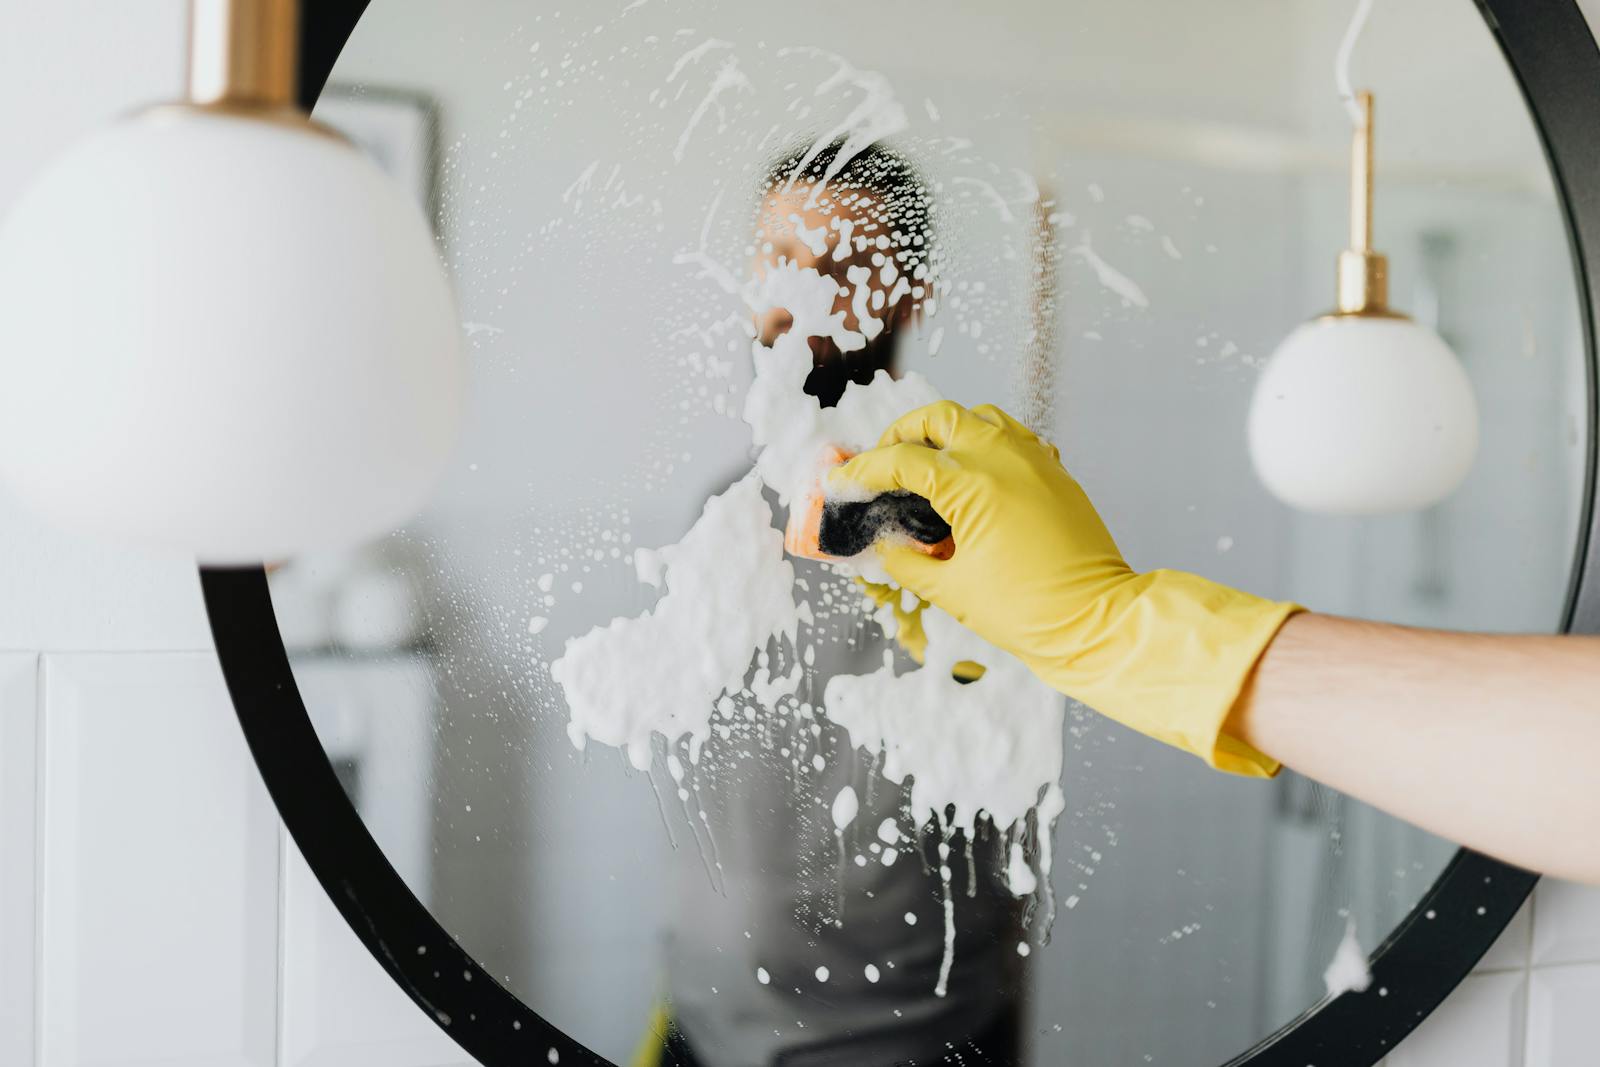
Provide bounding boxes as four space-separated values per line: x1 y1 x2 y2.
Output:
1350 91 1372 253
187 0 299 109
1334 91 1395 317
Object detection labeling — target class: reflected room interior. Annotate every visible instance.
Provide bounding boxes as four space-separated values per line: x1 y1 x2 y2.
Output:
267 1 1584 1063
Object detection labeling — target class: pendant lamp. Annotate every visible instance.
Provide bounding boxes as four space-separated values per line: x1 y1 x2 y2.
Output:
1248 92 1478 515
0 0 464 562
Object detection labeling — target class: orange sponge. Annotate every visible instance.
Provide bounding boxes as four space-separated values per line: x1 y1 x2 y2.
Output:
784 447 955 562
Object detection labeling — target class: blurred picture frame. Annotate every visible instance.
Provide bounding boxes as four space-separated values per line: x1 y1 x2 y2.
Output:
314 85 440 223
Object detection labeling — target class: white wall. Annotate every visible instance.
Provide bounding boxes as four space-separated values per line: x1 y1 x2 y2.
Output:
1 2 1600 1066
0 4 471 1065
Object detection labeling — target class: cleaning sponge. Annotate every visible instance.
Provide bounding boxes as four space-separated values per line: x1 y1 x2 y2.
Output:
784 447 954 562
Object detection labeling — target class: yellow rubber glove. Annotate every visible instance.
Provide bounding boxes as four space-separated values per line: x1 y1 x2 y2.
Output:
857 579 988 681
857 579 930 661
629 1003 671 1067
831 400 1301 777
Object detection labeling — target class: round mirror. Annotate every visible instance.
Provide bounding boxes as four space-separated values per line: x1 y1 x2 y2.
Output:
214 1 1595 1064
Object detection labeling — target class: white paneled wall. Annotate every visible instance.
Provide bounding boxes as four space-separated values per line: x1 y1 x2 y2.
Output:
0 646 473 1067
1 3 1600 1067
0 649 475 1067
0 655 38 1067
38 655 279 1067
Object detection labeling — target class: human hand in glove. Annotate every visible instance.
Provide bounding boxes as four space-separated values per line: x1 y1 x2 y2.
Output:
832 400 1300 776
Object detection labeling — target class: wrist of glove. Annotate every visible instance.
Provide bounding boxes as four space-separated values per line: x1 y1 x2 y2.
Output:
832 400 1300 777
1026 568 1299 776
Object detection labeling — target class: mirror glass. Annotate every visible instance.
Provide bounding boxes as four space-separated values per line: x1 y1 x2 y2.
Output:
271 1 1587 1063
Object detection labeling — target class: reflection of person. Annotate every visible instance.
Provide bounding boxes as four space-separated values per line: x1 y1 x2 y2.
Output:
643 144 1026 1067
832 400 1600 886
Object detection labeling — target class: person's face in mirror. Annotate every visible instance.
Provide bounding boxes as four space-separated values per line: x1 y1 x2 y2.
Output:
753 180 920 408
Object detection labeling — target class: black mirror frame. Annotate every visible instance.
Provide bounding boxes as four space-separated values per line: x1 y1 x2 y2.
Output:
202 1 1600 1063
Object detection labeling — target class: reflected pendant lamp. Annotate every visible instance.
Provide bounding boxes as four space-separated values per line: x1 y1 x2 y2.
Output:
0 0 464 562
1248 92 1478 515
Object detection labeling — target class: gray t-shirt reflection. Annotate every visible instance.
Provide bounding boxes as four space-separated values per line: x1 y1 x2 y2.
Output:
664 482 1022 1067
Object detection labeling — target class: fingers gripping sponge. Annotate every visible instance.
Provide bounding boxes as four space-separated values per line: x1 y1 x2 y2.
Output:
785 448 956 562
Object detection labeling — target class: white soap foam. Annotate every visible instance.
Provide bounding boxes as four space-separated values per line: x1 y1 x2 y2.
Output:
1005 841 1038 897
634 547 664 587
773 47 909 210
551 474 796 771
550 247 1069 986
831 785 860 831
825 608 1065 840
743 262 942 507
934 833 956 998
1323 919 1373 998
1072 233 1149 309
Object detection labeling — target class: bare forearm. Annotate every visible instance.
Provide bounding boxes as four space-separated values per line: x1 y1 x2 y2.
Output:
1228 613 1600 885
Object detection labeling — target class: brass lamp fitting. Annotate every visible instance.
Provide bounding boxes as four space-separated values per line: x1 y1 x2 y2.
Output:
1331 91 1404 319
154 0 345 141
188 0 299 109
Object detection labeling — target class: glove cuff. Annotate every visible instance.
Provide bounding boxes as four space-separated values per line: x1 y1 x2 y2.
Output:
1037 570 1302 778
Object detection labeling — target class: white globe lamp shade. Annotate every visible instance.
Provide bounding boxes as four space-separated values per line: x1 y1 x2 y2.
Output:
1250 89 1479 516
1248 316 1478 514
0 0 464 563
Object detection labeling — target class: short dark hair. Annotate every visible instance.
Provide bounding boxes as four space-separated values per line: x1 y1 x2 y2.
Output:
763 138 935 276
760 139 936 407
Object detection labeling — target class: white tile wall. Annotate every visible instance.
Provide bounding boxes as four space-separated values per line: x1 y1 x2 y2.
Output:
1531 880 1600 967
1526 965 1600 1067
1476 900 1532 973
1385 879 1600 1067
1389 972 1527 1067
